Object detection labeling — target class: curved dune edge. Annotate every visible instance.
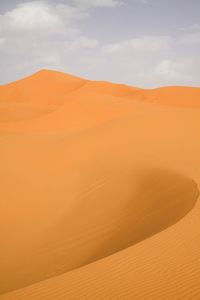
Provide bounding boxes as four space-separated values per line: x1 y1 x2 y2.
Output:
0 169 199 295
1 70 200 299
2 197 200 300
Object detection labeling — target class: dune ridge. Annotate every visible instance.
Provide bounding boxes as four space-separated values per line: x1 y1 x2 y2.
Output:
0 70 200 299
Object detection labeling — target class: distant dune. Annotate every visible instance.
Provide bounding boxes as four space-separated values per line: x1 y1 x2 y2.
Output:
0 70 200 299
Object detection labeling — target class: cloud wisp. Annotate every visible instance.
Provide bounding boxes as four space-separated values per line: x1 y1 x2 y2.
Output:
0 0 199 87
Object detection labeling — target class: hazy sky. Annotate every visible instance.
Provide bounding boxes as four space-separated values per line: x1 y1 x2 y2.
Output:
0 0 200 87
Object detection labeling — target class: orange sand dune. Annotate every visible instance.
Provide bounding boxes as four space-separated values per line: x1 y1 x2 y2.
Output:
0 70 200 299
142 86 200 107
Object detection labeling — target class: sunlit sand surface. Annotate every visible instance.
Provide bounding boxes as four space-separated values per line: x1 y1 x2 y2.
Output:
0 70 200 299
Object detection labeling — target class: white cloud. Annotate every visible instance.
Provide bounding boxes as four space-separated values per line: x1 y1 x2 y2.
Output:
74 0 122 8
0 1 99 83
66 36 99 50
180 23 200 32
154 57 200 86
3 1 62 30
0 37 5 45
94 34 199 87
103 36 173 54
155 59 191 82
0 1 199 87
178 32 200 46
98 36 175 86
0 1 86 33
1 2 55 32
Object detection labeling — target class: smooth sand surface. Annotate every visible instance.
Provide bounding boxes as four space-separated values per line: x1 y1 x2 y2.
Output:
0 70 200 299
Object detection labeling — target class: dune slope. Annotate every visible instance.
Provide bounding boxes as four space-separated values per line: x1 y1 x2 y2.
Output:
0 70 200 299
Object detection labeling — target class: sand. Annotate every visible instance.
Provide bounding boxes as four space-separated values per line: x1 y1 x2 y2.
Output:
0 70 200 299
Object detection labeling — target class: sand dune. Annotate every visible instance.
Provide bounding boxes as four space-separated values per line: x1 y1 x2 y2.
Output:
0 70 200 299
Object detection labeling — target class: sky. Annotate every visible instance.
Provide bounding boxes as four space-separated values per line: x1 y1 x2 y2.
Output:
0 0 200 87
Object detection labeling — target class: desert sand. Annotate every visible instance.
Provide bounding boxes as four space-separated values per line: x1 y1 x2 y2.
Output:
0 70 200 299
